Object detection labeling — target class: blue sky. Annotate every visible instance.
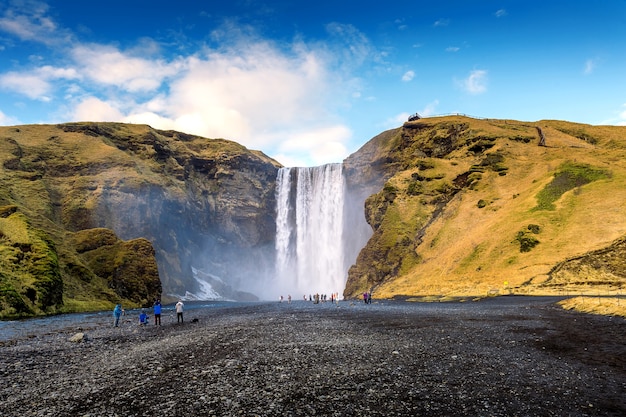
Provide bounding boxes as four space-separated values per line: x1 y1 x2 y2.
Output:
1 0 625 167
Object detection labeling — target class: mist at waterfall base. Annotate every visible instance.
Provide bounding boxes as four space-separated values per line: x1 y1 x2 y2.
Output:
187 164 372 301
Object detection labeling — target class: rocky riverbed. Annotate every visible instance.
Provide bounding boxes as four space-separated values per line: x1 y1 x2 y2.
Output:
0 297 624 416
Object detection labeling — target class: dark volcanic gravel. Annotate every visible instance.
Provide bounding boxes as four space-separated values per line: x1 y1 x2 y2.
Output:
0 297 624 416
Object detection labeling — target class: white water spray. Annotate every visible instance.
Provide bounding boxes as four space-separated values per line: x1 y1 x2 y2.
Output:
275 164 347 297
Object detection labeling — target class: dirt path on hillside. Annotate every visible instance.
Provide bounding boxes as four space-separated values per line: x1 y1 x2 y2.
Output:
0 297 624 416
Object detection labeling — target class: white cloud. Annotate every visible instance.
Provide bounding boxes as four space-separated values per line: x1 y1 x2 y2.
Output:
495 9 508 18
599 104 626 126
162 43 331 146
385 100 439 127
0 0 70 45
0 109 19 125
402 70 415 82
70 44 183 92
420 100 439 117
273 125 351 166
0 71 50 99
383 112 413 129
446 46 460 52
459 69 488 95
434 19 450 27
72 97 124 121
0 65 78 100
584 58 596 75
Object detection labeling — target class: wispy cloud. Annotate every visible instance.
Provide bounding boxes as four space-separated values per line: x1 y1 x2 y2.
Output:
433 18 450 27
495 9 508 18
385 99 439 128
446 46 460 52
583 58 597 75
401 70 415 82
0 0 71 45
420 100 439 117
458 69 488 94
394 18 408 31
614 104 626 126
70 44 184 92
0 65 79 100
0 109 19 125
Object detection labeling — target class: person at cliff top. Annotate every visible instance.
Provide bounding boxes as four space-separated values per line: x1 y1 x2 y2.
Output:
153 299 162 325
113 304 123 327
175 300 184 323
139 310 148 326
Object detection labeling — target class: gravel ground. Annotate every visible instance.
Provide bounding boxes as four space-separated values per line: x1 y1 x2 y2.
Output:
0 297 624 417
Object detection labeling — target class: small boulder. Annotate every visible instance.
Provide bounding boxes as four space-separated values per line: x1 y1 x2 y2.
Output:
69 332 85 343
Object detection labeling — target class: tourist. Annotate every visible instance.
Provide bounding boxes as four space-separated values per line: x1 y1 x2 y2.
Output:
113 304 123 327
175 300 184 323
153 299 162 325
139 310 148 326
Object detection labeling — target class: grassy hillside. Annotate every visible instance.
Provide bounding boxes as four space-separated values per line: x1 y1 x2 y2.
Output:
345 116 626 299
0 122 278 317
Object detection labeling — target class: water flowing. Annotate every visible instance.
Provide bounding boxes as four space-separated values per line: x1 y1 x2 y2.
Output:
275 164 347 297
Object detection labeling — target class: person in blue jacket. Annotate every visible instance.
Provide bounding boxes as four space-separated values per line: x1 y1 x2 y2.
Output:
139 310 148 325
153 299 162 326
113 304 123 327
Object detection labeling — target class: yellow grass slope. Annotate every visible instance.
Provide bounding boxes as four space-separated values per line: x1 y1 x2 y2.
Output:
368 117 626 298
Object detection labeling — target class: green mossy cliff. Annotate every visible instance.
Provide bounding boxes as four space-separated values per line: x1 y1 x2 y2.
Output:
0 123 280 317
343 116 626 298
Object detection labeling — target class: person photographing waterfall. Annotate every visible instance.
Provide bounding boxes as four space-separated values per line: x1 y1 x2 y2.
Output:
175 300 184 323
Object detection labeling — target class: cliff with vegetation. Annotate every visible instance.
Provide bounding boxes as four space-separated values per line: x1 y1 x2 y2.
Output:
2 116 625 317
0 123 280 317
343 116 626 299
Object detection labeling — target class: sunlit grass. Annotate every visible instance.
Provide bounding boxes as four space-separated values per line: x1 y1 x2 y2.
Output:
558 296 626 318
363 117 626 305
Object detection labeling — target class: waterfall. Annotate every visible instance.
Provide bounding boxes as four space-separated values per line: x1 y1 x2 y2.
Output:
275 164 347 297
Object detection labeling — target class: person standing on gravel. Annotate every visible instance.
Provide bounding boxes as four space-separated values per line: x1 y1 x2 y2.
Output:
153 299 162 325
113 304 123 327
175 300 184 323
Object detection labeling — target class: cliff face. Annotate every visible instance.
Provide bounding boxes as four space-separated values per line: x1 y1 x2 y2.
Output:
343 116 626 298
0 123 280 317
3 116 626 316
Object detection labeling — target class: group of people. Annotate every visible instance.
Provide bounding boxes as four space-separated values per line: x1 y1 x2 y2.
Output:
309 293 340 304
278 293 342 304
363 292 373 304
278 292 366 304
112 299 186 327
